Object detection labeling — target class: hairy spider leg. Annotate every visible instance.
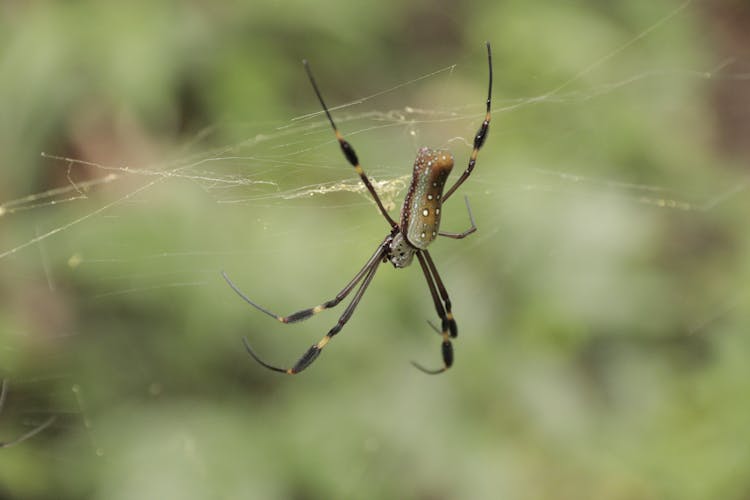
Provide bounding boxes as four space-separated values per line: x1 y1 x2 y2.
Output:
438 195 477 240
410 250 458 374
411 250 458 375
222 238 390 324
243 251 384 374
0 379 56 448
442 41 493 203
422 249 457 338
303 60 399 230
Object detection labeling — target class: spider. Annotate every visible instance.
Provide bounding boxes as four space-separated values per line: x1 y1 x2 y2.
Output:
223 42 492 375
0 379 55 448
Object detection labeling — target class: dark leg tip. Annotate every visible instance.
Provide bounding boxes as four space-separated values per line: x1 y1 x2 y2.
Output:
242 337 288 374
410 360 448 375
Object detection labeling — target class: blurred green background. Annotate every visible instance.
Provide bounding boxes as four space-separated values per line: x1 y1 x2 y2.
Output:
1 0 749 498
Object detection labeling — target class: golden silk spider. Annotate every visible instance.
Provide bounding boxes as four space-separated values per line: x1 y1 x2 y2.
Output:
223 42 492 375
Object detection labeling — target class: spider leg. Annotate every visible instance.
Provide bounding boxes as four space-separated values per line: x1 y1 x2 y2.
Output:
303 60 399 229
411 251 457 375
442 41 492 203
222 238 389 324
438 196 477 240
0 379 56 448
423 250 457 337
243 257 382 374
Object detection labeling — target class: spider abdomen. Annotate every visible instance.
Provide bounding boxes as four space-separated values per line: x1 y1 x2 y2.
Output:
400 147 454 249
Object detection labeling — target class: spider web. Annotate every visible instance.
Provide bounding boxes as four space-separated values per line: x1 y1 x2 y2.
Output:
1 1 750 497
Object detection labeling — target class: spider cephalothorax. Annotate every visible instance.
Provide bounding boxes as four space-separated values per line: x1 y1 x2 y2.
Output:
224 42 493 375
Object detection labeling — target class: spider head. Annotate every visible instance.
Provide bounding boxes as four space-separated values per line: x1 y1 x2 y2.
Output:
388 232 416 268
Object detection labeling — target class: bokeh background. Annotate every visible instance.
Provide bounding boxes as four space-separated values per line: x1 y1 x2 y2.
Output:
1 0 749 498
